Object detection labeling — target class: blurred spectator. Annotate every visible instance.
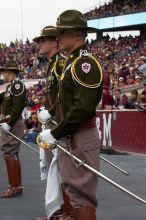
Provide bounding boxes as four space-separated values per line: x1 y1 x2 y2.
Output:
126 75 136 85
128 89 139 109
31 98 40 113
31 114 40 132
25 96 35 108
24 115 40 144
101 85 114 109
135 75 143 84
113 88 129 109
103 68 110 87
141 80 146 96
118 63 130 81
138 56 146 78
118 77 126 88
22 106 32 120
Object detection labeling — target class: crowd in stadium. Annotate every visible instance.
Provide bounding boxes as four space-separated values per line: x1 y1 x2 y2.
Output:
0 34 146 105
89 34 146 108
89 35 145 87
22 81 46 143
0 33 146 142
0 34 145 83
84 0 146 20
0 39 47 80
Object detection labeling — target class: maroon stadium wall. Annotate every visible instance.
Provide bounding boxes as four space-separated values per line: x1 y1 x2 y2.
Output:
96 110 146 154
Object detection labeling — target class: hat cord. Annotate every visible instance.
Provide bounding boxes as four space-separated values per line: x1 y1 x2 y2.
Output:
79 49 92 57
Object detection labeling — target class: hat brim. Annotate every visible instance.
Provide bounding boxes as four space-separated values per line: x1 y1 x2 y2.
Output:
0 67 20 73
33 34 58 42
56 26 99 33
33 35 47 42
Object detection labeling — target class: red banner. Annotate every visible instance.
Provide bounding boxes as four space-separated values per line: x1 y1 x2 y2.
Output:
96 110 146 154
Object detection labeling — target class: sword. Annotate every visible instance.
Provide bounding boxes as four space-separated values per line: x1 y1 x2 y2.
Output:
55 141 146 205
0 129 39 154
2 128 146 205
100 155 129 176
49 118 129 176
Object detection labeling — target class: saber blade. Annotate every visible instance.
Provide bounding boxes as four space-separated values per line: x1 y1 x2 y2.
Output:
56 143 146 205
100 155 129 176
7 130 39 154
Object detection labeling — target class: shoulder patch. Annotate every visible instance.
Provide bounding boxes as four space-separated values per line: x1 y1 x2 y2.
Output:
71 55 103 88
10 80 25 96
81 62 91 74
15 84 21 90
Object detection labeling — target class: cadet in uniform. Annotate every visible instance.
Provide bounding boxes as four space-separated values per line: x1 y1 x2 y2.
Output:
33 26 72 220
39 10 103 220
33 26 65 114
0 60 26 198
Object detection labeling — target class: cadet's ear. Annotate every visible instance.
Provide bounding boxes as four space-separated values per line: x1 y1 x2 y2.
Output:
76 30 85 41
52 41 58 48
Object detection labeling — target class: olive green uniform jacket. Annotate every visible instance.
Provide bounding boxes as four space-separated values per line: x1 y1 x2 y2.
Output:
45 53 65 116
0 78 26 127
51 44 103 139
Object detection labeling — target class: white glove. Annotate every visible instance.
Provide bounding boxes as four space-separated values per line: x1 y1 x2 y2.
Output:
0 123 11 132
37 107 51 124
39 129 56 148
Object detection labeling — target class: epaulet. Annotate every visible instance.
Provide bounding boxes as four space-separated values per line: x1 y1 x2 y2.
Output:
10 79 25 96
71 50 103 88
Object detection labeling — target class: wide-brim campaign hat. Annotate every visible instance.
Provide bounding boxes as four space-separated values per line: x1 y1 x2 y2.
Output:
33 26 59 42
0 60 19 73
56 10 99 32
